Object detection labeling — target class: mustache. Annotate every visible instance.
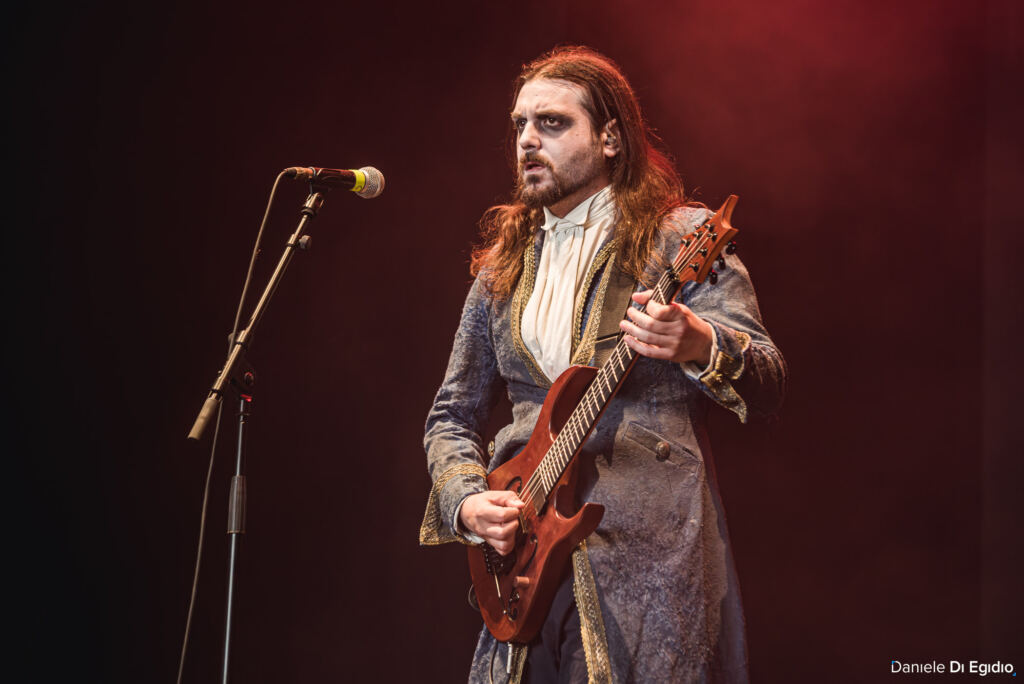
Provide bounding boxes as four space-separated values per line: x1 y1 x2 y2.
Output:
519 152 551 172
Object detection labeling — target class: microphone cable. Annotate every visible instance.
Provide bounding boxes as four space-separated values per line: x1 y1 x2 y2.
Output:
176 170 288 684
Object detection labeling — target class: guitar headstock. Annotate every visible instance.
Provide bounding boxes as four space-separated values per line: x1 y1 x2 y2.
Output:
673 194 739 285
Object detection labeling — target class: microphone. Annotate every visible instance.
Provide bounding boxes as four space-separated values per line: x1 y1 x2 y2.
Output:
284 166 385 199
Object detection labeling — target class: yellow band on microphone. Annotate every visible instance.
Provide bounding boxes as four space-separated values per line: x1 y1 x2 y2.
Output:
350 169 366 193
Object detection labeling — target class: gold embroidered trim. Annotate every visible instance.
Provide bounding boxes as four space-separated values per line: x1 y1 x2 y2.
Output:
508 642 528 684
698 330 753 423
418 462 488 546
571 240 619 365
572 540 613 684
509 235 552 388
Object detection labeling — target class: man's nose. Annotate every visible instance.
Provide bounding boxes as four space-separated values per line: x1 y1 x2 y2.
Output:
518 121 539 151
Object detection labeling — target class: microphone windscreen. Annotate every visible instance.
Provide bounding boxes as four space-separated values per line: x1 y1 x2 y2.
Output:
356 166 385 199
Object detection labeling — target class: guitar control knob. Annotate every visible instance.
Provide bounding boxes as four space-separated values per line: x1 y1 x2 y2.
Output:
709 270 719 285
716 256 725 270
726 240 737 254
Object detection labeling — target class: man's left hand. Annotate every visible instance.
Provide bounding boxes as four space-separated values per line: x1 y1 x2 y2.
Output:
619 290 714 367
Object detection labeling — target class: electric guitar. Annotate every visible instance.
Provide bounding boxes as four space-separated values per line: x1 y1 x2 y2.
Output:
467 195 740 643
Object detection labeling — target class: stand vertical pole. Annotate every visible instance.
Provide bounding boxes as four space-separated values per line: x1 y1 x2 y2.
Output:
222 395 249 684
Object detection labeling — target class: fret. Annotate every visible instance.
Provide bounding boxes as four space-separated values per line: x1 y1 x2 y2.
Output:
582 402 596 425
575 414 585 434
574 416 588 444
568 420 580 444
654 282 670 304
607 363 619 381
614 350 627 373
604 362 618 381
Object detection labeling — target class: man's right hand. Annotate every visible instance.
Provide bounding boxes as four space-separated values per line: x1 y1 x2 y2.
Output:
459 490 525 555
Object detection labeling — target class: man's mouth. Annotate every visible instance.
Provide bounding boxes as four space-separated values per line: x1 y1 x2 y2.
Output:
523 161 547 173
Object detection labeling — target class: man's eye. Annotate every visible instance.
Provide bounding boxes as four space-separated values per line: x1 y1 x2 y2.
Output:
514 119 526 131
544 116 561 127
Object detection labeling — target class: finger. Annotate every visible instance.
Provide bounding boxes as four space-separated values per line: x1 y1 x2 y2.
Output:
482 504 524 524
491 539 515 556
642 298 685 322
624 306 684 335
629 289 685 322
619 318 675 348
622 329 673 360
484 519 519 540
490 490 525 508
630 289 653 305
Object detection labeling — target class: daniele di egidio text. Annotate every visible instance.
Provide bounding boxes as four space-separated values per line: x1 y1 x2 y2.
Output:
891 660 1016 676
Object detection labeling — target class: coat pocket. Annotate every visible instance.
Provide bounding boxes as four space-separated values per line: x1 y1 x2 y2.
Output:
622 421 701 486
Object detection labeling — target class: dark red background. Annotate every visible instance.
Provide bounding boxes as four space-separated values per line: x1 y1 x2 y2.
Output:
7 1 1021 681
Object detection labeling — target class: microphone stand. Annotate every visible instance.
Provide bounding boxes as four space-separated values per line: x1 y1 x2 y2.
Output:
188 186 327 684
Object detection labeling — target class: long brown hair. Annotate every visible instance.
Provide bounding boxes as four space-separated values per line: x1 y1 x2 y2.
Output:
471 45 686 299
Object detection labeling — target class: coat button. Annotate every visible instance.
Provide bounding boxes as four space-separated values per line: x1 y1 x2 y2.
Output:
655 441 671 461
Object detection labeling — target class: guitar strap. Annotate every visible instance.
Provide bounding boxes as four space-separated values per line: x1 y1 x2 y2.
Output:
591 259 637 369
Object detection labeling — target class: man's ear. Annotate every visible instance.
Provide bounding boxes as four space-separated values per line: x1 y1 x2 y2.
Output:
601 118 621 159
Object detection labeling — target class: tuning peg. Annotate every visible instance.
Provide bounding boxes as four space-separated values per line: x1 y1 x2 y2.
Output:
725 240 737 255
716 256 725 270
709 270 718 285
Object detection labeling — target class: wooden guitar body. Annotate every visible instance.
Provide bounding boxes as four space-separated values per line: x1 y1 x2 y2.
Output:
466 364 605 644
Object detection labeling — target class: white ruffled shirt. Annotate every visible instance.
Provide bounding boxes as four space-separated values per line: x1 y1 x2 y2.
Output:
520 185 617 381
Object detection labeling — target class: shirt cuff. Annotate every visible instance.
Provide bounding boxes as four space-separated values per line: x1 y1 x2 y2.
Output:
681 319 719 381
453 496 485 545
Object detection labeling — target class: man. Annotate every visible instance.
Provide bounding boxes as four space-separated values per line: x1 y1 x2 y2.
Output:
419 46 785 683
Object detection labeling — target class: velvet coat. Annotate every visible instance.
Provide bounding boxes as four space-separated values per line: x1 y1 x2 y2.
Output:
420 207 786 683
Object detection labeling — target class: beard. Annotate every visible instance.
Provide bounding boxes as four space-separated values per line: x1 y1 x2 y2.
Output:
516 149 605 209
